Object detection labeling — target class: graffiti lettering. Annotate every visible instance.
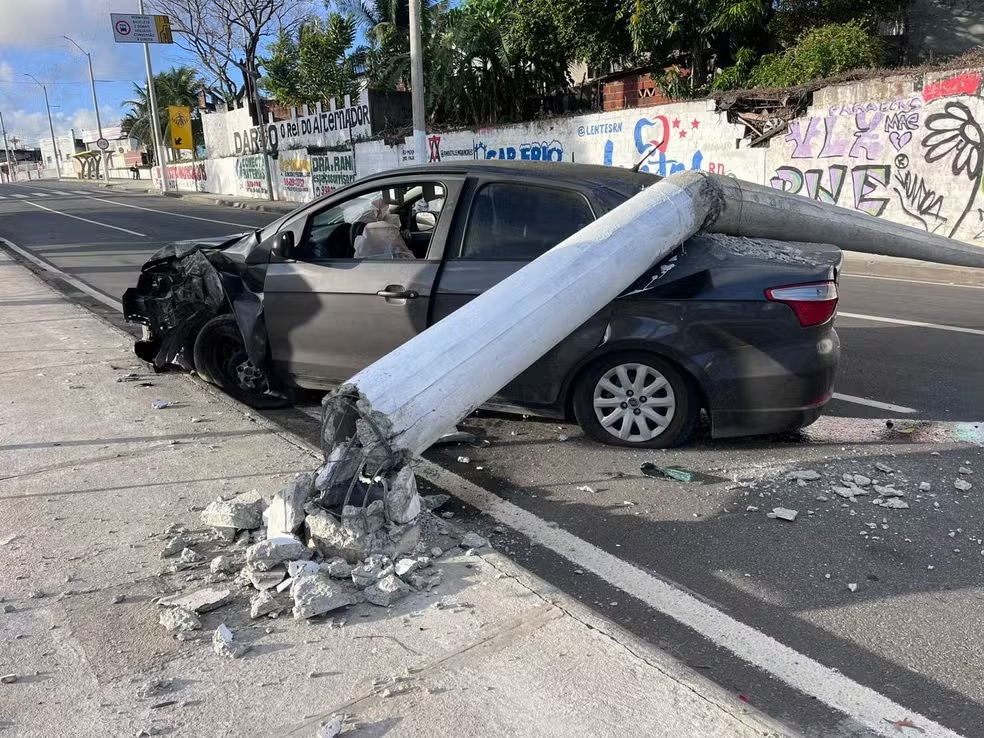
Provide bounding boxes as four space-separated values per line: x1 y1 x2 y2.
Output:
923 73 983 102
884 112 919 151
633 117 670 154
474 140 565 161
164 162 206 181
577 122 623 137
828 97 921 116
851 112 883 160
770 164 890 216
892 169 947 232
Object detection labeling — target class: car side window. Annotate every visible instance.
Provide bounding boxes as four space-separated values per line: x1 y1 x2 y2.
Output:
458 183 595 261
295 182 446 261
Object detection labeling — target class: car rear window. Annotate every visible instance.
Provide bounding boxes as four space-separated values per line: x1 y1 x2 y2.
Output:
457 183 595 260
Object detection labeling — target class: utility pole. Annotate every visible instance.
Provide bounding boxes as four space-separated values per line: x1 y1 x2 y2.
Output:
65 36 110 183
0 111 15 182
408 0 427 163
24 74 61 179
248 65 275 200
139 0 171 192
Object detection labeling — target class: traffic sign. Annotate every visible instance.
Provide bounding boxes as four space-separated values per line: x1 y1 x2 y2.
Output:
167 106 193 150
96 137 109 151
111 13 174 44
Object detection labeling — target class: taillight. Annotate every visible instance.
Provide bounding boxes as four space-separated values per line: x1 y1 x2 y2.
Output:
765 281 838 327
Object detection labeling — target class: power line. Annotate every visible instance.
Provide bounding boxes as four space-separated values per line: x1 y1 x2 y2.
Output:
0 79 136 85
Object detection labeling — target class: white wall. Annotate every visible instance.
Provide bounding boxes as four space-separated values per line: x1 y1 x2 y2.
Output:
191 67 984 245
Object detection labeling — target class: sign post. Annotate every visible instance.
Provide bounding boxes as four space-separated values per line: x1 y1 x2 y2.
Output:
112 4 173 192
167 106 193 151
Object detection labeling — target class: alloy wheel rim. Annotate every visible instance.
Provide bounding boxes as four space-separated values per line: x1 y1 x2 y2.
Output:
593 363 675 442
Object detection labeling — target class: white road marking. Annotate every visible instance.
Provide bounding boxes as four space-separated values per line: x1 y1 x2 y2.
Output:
839 311 984 337
24 200 147 237
32 192 50 197
49 190 76 196
78 194 255 229
71 190 92 195
831 392 918 414
843 272 984 290
416 458 962 738
0 237 124 312
10 193 28 198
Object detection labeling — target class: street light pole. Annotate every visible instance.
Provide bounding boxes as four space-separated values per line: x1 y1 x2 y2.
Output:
408 0 427 163
138 0 171 193
0 111 16 182
24 74 61 179
65 36 110 183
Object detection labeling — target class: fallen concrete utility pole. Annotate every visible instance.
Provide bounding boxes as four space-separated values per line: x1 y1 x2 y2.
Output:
318 170 984 514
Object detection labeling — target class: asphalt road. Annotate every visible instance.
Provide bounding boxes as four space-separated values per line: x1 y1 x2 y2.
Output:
3 178 984 735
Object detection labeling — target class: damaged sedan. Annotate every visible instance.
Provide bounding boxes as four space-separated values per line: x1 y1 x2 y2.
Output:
123 161 841 448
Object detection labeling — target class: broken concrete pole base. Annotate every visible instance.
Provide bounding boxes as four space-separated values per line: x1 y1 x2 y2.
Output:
267 472 315 536
306 506 419 563
384 467 421 525
245 535 311 571
291 574 356 619
201 497 263 532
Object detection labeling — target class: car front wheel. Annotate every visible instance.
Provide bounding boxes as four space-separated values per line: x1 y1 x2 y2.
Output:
573 352 698 448
193 315 290 409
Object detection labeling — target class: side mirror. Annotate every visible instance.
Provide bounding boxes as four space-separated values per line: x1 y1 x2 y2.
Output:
274 231 295 259
414 211 437 232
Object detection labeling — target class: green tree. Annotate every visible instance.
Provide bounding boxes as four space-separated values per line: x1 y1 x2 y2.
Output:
626 0 771 89
262 13 365 106
769 0 905 48
120 66 204 163
749 21 884 88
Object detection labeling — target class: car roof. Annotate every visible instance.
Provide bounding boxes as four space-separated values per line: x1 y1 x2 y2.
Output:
361 161 659 198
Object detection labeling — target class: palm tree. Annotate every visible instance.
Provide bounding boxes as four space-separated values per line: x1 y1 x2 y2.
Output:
120 66 203 163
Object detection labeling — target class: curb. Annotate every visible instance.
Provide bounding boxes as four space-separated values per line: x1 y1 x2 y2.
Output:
841 251 984 286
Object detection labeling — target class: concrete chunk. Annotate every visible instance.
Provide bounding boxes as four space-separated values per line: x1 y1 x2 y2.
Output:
212 624 249 658
316 715 344 738
770 507 799 522
365 573 412 607
247 566 286 591
422 494 450 511
875 462 894 474
853 475 871 487
267 472 315 536
919 482 932 492
460 532 487 549
785 470 820 482
209 555 241 574
159 606 202 633
245 535 311 571
291 574 355 619
201 497 263 531
306 509 364 563
954 478 973 492
384 466 421 525
160 535 187 559
287 560 321 579
249 590 285 619
394 558 419 579
880 498 910 509
874 485 904 498
158 588 232 613
323 558 353 579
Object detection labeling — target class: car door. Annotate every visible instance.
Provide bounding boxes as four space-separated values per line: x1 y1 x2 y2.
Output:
431 177 607 406
264 176 461 386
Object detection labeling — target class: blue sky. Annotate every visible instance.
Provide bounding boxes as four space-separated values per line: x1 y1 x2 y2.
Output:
1 0 329 149
0 0 208 148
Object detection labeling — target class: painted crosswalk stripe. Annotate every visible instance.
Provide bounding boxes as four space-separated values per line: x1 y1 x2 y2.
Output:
32 192 50 197
49 190 75 196
10 194 28 198
70 190 91 195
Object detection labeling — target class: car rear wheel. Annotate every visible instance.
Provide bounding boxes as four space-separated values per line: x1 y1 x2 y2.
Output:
193 315 290 410
573 352 698 448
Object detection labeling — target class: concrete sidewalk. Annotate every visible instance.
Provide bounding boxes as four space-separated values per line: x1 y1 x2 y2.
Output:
0 249 787 737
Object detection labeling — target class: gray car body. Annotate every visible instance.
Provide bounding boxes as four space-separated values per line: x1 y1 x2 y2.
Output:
129 162 843 438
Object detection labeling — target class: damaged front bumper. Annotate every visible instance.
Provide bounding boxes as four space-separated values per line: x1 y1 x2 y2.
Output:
122 238 268 371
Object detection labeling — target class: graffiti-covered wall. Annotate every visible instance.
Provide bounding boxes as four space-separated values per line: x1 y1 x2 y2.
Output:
191 68 984 246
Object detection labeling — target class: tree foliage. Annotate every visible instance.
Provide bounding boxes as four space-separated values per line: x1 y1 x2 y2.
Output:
120 67 204 163
748 21 884 88
626 0 770 87
149 0 315 105
262 14 365 106
769 0 906 48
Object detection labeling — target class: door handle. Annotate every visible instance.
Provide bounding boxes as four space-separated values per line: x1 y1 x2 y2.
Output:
377 287 418 299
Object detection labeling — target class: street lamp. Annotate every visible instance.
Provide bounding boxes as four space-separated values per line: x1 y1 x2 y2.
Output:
65 36 109 183
24 74 61 179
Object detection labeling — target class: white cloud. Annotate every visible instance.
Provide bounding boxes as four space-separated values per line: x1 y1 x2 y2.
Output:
0 0 123 52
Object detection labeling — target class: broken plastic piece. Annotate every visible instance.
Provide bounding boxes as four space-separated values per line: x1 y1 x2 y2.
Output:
152 400 175 410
